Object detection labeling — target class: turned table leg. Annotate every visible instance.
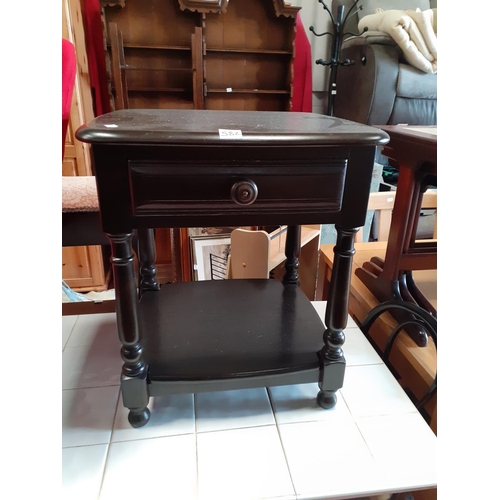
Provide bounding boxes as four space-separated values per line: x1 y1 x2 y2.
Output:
137 228 160 296
108 232 150 428
283 225 301 286
317 226 358 409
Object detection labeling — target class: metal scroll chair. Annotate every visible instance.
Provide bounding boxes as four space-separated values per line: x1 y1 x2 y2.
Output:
359 300 437 419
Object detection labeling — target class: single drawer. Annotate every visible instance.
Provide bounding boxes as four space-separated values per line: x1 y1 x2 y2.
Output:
128 158 348 218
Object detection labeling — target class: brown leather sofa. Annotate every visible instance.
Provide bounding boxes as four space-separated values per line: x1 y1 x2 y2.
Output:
333 0 437 126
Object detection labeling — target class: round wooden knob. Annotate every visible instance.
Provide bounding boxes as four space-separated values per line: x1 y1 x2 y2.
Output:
231 180 258 205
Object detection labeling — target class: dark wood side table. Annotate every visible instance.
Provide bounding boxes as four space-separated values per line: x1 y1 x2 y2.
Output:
76 109 388 427
355 125 437 347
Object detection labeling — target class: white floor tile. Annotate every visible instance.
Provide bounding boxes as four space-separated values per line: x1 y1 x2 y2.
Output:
340 364 417 418
356 413 437 491
195 388 275 433
62 341 123 390
311 301 357 329
279 420 387 499
62 386 120 448
60 307 435 500
62 315 78 350
66 313 119 348
99 434 197 500
112 393 195 442
62 444 108 500
269 383 351 426
197 426 294 500
343 327 383 367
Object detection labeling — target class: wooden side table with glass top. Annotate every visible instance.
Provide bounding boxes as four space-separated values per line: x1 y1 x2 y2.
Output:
76 109 389 427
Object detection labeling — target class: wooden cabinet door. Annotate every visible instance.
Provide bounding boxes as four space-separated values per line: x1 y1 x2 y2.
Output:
63 0 108 292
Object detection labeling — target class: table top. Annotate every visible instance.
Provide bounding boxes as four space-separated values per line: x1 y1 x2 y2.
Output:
76 109 390 146
406 126 437 136
379 124 437 143
378 125 437 172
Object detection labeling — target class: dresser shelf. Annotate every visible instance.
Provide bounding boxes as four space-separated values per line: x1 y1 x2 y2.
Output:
205 47 293 55
207 89 290 95
108 44 192 51
120 87 192 93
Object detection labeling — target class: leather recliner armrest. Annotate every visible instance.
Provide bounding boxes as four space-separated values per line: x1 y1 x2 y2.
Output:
343 31 397 48
334 39 401 125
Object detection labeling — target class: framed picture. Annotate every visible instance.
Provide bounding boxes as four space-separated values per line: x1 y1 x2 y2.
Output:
190 234 231 281
188 226 254 237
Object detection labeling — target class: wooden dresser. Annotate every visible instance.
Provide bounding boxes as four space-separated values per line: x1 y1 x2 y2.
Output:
102 0 299 112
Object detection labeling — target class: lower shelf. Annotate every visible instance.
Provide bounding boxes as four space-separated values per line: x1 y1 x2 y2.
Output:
138 279 326 382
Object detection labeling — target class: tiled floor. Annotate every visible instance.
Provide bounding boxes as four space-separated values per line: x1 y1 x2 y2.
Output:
62 302 436 500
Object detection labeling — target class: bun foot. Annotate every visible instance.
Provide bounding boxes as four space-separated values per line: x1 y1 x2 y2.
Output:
317 390 337 409
128 407 151 428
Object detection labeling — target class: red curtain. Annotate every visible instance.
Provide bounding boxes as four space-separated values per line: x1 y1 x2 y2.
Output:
81 0 111 116
62 39 77 157
291 13 313 113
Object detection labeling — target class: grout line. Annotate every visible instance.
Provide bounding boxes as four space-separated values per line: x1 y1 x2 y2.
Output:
196 422 277 435
193 393 200 500
353 419 377 462
62 383 121 392
97 442 112 500
274 423 299 499
109 431 196 445
62 314 80 351
346 361 385 368
62 443 109 449
266 386 278 426
267 387 299 500
94 384 121 499
97 387 126 499
107 386 122 445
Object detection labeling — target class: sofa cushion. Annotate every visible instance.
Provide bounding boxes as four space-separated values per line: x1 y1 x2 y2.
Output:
358 0 430 19
396 63 437 99
390 96 436 125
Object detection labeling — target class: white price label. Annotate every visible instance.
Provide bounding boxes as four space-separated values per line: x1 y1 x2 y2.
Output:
219 129 243 139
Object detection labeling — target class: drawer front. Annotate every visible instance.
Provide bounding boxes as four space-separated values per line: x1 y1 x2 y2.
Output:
128 159 347 218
